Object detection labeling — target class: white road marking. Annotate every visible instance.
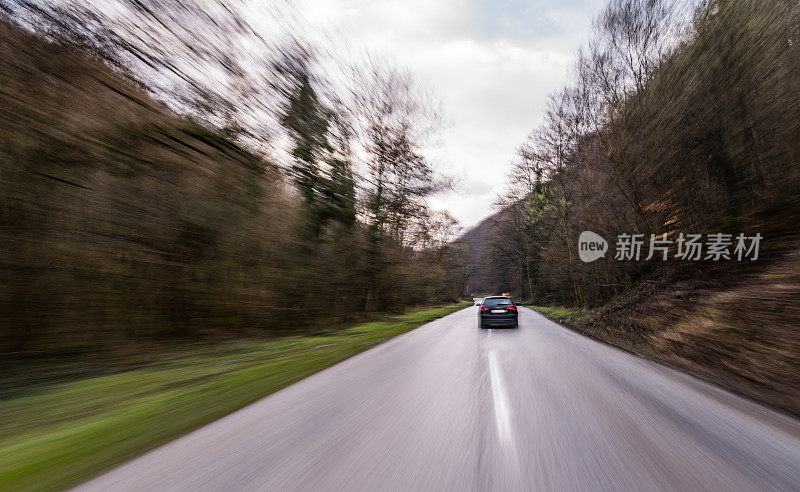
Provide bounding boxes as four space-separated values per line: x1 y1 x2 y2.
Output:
488 328 493 337
488 349 512 444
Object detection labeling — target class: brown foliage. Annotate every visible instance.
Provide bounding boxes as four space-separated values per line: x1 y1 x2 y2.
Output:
0 20 464 357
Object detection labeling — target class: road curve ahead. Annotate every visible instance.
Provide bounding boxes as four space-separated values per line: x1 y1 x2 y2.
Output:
79 306 800 491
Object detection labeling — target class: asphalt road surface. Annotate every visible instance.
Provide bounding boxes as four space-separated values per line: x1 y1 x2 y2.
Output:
79 306 800 491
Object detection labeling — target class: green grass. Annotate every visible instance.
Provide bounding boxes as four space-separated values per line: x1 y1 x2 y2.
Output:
0 301 470 491
527 305 592 325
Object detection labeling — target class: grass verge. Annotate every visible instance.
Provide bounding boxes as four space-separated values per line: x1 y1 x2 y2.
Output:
0 301 470 491
526 305 592 326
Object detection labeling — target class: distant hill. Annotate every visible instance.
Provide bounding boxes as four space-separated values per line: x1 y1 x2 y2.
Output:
454 206 520 297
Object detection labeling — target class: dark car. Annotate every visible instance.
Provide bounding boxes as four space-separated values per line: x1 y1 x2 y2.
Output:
477 296 518 328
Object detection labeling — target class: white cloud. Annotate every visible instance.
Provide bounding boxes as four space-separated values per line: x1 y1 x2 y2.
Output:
297 0 606 227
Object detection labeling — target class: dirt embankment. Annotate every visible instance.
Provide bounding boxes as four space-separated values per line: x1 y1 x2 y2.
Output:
558 244 800 418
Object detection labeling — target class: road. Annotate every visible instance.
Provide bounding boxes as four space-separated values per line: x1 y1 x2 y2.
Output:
78 306 800 491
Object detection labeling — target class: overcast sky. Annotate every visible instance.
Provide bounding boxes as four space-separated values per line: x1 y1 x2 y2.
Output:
299 0 607 228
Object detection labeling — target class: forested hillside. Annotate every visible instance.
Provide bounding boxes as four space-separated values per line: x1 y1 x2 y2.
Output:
466 0 800 415
0 9 465 358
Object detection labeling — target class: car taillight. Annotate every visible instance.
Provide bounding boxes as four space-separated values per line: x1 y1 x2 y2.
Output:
480 306 490 311
507 306 517 311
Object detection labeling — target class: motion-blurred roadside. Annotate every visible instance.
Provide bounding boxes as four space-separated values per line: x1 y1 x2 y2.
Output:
0 0 467 359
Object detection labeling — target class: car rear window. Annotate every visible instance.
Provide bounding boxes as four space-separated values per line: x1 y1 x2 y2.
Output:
483 297 513 307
